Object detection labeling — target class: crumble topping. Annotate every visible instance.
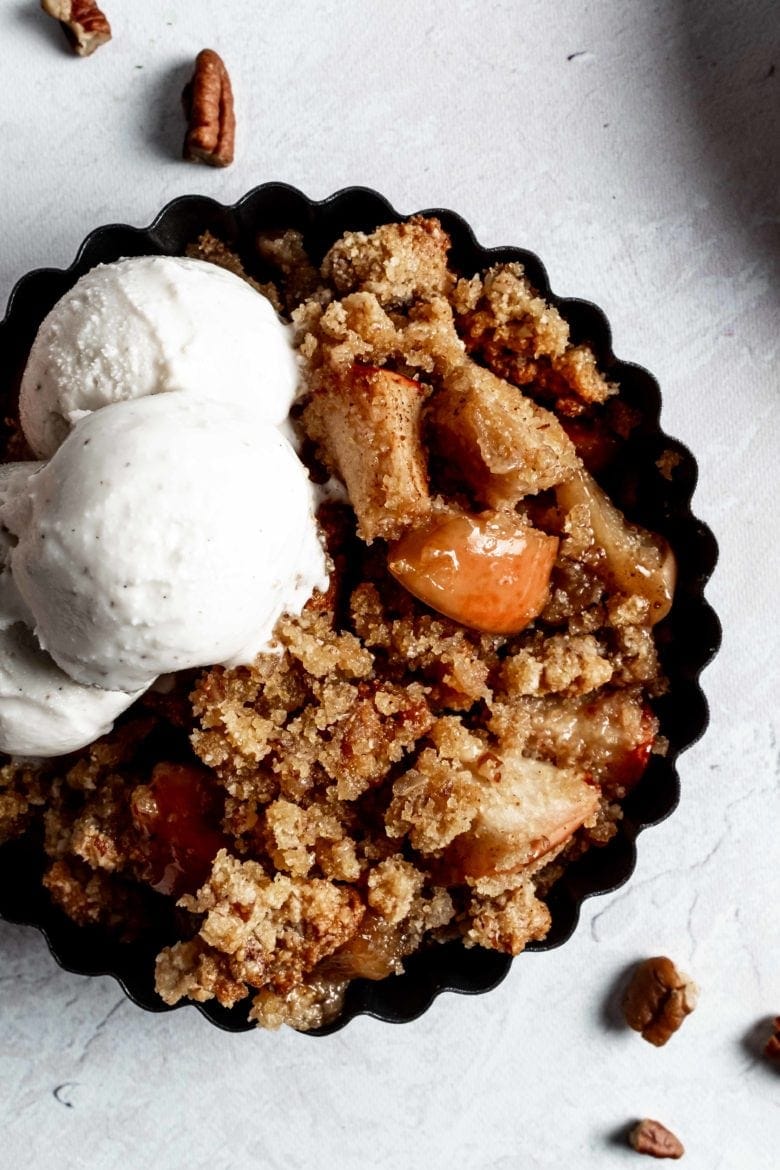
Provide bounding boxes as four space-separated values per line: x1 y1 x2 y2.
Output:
0 215 670 1030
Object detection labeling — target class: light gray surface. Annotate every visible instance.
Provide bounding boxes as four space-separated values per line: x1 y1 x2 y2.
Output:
1 2 778 1167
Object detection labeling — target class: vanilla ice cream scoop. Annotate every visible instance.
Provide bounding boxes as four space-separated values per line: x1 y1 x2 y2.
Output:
0 462 144 756
0 462 41 630
20 256 299 458
3 393 327 692
0 623 145 757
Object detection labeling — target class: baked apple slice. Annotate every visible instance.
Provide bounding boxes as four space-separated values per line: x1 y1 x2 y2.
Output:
557 468 675 622
388 510 558 635
303 364 431 542
443 750 598 881
131 762 227 896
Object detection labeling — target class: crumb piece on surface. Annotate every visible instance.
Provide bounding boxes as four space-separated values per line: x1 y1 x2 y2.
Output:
296 292 400 371
43 858 146 936
351 582 495 709
385 734 483 854
249 978 348 1031
629 1118 684 1159
400 297 468 376
276 610 373 680
155 938 247 1008
622 956 699 1046
455 263 569 362
609 622 662 687
0 759 47 843
263 798 349 878
191 654 308 794
540 345 617 414
0 787 34 843
318 681 434 801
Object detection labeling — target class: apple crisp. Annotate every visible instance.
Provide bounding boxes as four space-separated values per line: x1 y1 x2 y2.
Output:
0 216 672 1031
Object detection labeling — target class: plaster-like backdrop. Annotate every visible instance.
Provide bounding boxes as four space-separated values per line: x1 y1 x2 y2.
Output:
1 2 778 1168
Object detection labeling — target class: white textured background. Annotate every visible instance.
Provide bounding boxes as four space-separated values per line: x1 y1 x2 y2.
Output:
1 2 778 1167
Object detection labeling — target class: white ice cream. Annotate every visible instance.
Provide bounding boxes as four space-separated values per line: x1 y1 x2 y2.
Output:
20 255 299 458
0 463 38 630
0 623 145 758
2 394 327 693
0 256 328 757
0 463 145 757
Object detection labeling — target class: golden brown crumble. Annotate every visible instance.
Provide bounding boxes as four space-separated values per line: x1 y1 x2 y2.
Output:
456 263 617 417
0 215 671 1030
321 216 454 305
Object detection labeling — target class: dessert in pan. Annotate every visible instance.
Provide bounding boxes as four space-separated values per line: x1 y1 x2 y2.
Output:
0 187 718 1032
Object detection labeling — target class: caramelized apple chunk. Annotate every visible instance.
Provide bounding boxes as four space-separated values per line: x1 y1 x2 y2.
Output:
386 714 597 884
556 468 675 622
303 364 431 542
489 688 659 794
442 751 599 882
130 762 227 897
388 510 558 635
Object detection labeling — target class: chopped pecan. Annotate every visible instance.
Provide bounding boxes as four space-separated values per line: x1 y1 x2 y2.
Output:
629 1118 684 1159
765 1016 780 1059
41 0 111 56
622 956 699 1046
182 49 235 168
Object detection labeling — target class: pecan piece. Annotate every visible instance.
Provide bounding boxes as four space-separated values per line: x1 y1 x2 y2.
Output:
622 956 699 1046
629 1119 684 1159
765 1016 780 1059
40 0 111 57
182 50 235 168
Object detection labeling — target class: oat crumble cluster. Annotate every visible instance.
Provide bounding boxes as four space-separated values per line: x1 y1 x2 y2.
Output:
0 216 672 1031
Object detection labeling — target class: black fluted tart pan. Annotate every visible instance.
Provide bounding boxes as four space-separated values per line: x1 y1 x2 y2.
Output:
0 184 720 1034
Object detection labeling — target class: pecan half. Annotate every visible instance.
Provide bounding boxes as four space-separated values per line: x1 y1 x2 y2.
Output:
765 1016 780 1059
629 1119 684 1159
182 50 235 168
40 0 111 57
622 956 699 1046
